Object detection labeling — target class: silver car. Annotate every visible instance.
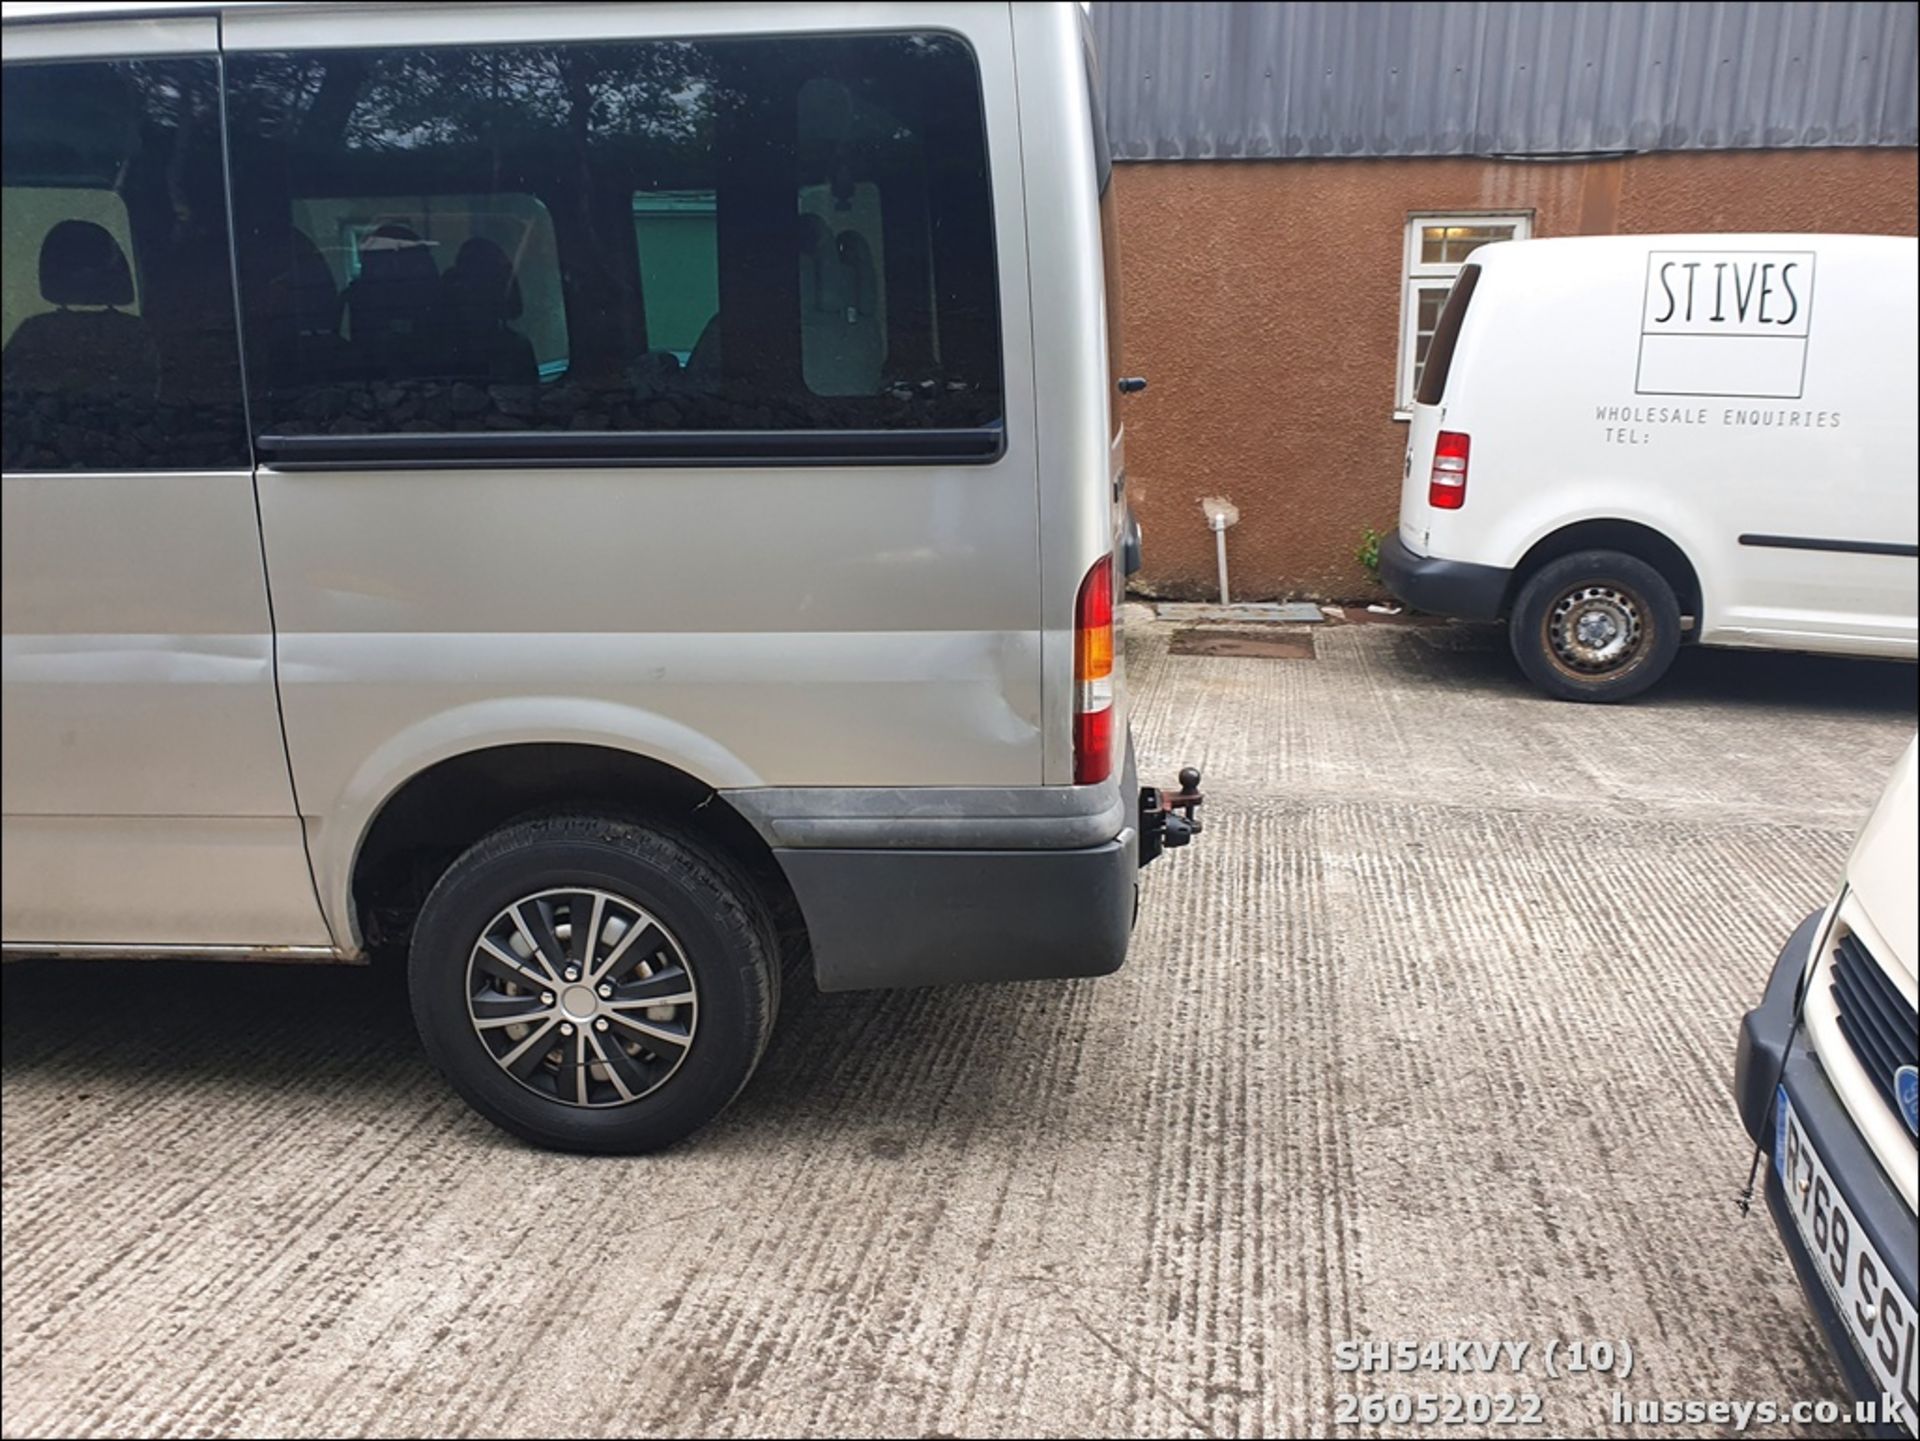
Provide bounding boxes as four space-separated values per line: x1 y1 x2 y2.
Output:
0 1 1201 1150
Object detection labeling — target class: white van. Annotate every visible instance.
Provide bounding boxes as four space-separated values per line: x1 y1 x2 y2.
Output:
1737 736 1918 1434
0 1 1200 1152
1381 233 1919 702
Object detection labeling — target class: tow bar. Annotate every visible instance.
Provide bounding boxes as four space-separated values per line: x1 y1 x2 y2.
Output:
1139 767 1203 866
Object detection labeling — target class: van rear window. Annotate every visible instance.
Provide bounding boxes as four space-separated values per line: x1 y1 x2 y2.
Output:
1084 17 1125 436
1415 263 1480 407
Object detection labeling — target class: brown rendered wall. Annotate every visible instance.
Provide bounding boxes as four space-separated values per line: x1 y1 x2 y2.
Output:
1110 147 1920 600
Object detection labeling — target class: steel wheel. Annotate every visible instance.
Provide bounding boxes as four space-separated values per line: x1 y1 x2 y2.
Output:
1509 549 1681 703
467 887 698 1109
1544 583 1644 676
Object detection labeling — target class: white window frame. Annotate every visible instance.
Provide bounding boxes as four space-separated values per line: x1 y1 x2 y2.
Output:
1394 212 1532 418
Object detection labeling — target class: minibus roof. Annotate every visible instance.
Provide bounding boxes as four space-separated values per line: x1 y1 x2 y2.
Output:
4 1 332 20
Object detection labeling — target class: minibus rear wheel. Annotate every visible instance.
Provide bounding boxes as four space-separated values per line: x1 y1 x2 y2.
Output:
1508 549 1681 703
407 813 779 1153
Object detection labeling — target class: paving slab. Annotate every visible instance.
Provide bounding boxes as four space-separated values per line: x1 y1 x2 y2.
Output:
1155 601 1328 624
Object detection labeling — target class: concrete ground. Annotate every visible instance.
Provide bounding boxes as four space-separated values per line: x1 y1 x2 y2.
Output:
3 617 1913 1439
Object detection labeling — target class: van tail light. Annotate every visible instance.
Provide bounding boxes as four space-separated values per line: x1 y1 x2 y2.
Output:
1073 554 1115 785
1429 430 1470 510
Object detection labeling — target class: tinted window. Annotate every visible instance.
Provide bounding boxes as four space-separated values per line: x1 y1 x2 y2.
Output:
1084 24 1124 431
225 35 1001 446
1416 263 1480 407
1 58 249 471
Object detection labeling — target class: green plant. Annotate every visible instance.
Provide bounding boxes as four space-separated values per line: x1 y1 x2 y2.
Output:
1356 526 1384 577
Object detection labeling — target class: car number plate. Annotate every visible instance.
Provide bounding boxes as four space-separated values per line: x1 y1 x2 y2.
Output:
1776 1088 1919 1437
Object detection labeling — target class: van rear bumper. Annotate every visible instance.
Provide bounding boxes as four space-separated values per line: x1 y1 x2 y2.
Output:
776 827 1138 991
1378 532 1510 622
732 750 1147 992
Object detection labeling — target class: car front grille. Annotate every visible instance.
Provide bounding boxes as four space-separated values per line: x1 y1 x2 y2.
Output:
1829 929 1919 1127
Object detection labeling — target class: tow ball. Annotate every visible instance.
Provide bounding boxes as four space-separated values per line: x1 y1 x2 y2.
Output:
1139 766 1204 866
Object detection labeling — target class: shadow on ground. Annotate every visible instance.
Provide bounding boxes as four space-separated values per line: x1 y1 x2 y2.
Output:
1405 622 1917 714
0 956 1010 1140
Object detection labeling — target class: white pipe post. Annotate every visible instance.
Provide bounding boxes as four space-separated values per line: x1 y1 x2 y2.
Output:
1200 497 1239 607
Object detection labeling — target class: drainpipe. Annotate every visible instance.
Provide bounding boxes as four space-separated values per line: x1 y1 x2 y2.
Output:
1201 497 1240 605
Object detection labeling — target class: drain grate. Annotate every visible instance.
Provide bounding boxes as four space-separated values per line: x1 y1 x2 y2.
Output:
1168 628 1316 659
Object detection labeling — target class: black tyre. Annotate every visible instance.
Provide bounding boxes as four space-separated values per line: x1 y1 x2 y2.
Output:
408 814 778 1153
1508 549 1682 703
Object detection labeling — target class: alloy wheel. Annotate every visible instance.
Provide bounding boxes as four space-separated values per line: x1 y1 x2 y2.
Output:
465 888 698 1108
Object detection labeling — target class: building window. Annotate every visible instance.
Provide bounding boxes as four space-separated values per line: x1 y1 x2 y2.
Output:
1396 214 1530 414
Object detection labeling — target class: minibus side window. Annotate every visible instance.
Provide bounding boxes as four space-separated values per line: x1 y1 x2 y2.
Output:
223 34 1003 451
1414 263 1480 407
1 58 250 472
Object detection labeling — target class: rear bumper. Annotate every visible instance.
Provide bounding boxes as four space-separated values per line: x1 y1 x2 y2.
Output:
1378 532 1510 622
737 745 1167 992
778 826 1138 991
1736 908 1919 1436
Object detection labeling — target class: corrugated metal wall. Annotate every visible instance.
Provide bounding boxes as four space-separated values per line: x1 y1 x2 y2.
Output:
1089 1 1920 160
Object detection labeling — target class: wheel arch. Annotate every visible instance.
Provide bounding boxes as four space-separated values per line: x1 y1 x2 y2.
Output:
339 740 802 969
310 703 789 959
1504 518 1704 624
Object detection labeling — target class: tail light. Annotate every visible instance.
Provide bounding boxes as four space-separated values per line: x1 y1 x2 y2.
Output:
1073 554 1115 784
1429 430 1470 510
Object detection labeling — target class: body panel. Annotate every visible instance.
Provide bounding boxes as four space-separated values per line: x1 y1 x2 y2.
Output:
1397 395 1445 553
2 816 330 945
1839 737 1919 983
0 474 299 819
0 476 327 946
0 10 216 59
1016 0 1125 784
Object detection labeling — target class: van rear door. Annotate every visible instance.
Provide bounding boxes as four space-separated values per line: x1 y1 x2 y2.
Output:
1011 4 1127 785
1091 16 1133 775
1399 263 1481 554
1087 18 1135 580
